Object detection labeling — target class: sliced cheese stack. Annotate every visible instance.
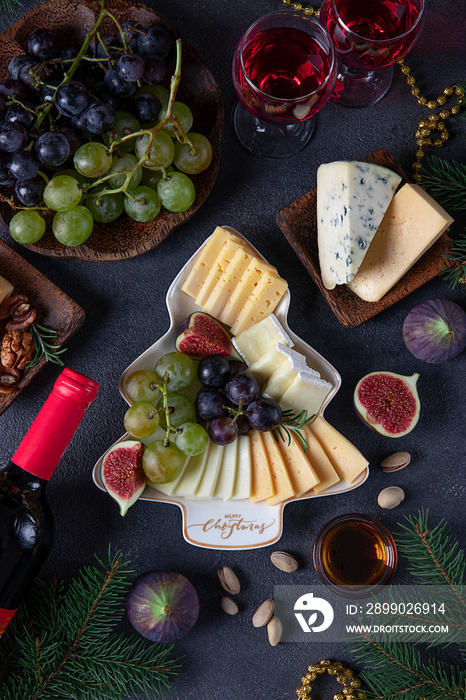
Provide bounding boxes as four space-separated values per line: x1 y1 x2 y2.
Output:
234 315 332 420
347 183 454 302
153 436 252 501
0 275 14 306
317 161 402 290
181 226 288 335
248 419 369 505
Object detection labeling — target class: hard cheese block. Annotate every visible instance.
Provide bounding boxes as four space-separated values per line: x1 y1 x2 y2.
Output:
347 183 454 302
308 417 368 483
317 161 402 289
230 271 288 336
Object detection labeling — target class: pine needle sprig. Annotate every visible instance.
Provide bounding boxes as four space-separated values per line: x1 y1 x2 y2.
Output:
351 637 466 700
442 237 466 288
395 508 466 595
28 323 67 368
0 551 181 700
273 409 315 452
1 0 19 10
420 156 466 212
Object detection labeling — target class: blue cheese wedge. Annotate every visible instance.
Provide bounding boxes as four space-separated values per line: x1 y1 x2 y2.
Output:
317 161 402 289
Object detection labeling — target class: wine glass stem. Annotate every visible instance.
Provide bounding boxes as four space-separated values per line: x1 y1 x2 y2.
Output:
331 61 394 108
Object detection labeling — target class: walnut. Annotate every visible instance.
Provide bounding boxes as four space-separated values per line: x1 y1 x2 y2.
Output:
0 294 37 331
1 330 35 371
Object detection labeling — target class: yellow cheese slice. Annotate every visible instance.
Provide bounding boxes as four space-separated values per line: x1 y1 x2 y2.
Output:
220 257 278 327
181 227 245 298
249 430 275 502
230 271 289 336
261 431 295 506
195 239 243 308
301 426 340 494
0 275 14 306
348 184 454 302
202 248 252 318
274 431 320 496
308 417 369 484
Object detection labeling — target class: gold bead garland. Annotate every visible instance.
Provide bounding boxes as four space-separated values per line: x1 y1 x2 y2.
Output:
279 0 465 184
296 660 365 700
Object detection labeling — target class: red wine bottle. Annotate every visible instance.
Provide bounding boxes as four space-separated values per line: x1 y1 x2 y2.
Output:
0 368 99 639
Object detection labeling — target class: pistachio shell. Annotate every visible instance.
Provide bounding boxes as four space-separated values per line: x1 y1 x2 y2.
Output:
378 486 405 509
270 551 299 573
220 596 239 615
267 616 283 646
381 451 411 472
218 566 240 595
252 598 274 628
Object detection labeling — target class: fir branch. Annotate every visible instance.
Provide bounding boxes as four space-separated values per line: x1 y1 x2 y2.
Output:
0 551 180 700
351 637 466 700
1 0 19 10
442 238 466 289
420 156 466 212
395 509 465 596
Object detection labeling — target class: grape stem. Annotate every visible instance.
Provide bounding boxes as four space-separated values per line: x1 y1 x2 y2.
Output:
159 372 173 447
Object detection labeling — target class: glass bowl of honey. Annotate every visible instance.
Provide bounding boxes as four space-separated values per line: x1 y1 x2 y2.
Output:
313 513 398 597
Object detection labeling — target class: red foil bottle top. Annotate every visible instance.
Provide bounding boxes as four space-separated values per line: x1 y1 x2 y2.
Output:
11 368 99 481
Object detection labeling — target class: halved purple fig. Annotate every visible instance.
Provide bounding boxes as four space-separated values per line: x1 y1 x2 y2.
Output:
354 371 420 438
175 312 234 358
101 440 146 516
127 570 199 642
403 299 466 363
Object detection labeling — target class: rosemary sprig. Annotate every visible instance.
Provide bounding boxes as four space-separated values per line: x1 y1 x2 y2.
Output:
28 323 67 368
273 409 315 453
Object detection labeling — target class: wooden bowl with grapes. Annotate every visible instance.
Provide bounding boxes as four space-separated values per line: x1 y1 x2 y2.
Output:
0 0 222 261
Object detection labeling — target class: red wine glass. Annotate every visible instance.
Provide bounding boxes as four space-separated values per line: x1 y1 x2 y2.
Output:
320 0 425 108
232 11 337 158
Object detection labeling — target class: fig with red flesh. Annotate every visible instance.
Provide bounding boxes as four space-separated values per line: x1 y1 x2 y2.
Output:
127 570 199 642
403 299 466 363
175 312 234 358
354 371 420 438
101 440 146 516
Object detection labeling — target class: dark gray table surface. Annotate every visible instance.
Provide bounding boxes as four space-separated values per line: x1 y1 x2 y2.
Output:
1 0 465 698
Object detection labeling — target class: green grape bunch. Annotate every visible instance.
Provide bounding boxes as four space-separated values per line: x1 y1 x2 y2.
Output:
0 5 214 248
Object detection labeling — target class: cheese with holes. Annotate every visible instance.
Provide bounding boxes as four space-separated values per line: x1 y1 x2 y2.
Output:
181 227 246 298
302 426 340 494
275 431 320 496
173 443 211 497
279 372 332 419
232 314 292 364
317 161 402 289
348 183 454 302
249 430 275 502
213 439 238 500
0 276 13 306
220 257 279 327
230 271 288 335
262 431 295 506
195 239 242 308
308 417 368 483
232 436 252 500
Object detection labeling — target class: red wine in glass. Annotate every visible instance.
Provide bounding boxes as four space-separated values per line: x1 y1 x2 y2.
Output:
232 12 336 158
320 0 425 107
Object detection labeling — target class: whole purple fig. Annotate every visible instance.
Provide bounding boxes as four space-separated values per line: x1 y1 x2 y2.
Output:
403 299 466 363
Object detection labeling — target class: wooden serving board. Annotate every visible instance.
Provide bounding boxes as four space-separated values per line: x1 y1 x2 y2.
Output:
0 241 85 414
276 149 453 328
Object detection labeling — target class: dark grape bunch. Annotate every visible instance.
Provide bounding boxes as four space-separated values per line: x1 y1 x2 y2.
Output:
0 7 214 248
194 355 282 446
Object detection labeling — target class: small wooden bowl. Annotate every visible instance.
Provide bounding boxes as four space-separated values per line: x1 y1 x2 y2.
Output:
0 0 222 261
276 149 453 328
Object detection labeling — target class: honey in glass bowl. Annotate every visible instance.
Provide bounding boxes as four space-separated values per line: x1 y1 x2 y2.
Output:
313 513 397 596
